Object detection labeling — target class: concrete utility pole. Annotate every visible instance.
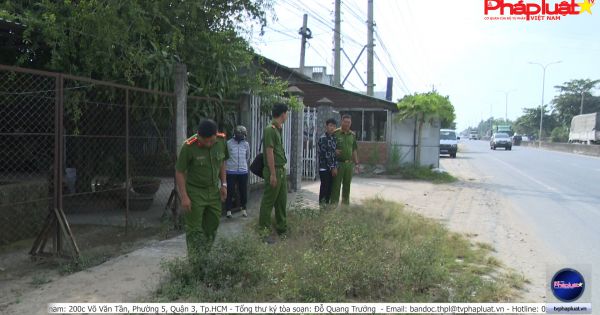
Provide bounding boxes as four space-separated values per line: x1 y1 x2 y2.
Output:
174 63 188 148
299 14 309 75
367 0 375 96
490 104 493 135
578 80 598 114
334 0 341 87
580 91 585 115
528 61 561 147
499 89 515 122
504 93 508 121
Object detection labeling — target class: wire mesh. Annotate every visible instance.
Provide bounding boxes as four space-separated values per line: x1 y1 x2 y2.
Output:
0 68 55 245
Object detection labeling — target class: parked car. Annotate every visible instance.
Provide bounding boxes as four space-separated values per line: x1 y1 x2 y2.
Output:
469 133 479 140
490 133 512 150
440 129 458 158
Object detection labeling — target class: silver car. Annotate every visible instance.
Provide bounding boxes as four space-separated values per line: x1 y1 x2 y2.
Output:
490 133 512 150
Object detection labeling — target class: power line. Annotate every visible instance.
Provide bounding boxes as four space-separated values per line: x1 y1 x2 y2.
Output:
275 0 399 94
374 52 407 96
341 0 411 95
265 26 299 39
279 0 365 49
342 1 365 23
399 0 431 88
374 31 410 94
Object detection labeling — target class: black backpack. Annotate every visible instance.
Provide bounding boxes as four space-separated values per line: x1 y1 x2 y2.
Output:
249 138 264 178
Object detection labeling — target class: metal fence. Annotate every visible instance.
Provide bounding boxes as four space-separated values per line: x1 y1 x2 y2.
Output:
247 95 294 186
303 107 318 180
0 66 56 247
0 64 238 255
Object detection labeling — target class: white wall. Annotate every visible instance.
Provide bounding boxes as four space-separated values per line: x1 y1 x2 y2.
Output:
418 119 441 168
390 115 417 165
389 114 440 167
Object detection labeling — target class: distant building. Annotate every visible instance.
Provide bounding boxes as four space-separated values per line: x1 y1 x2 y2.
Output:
291 66 390 102
291 66 334 85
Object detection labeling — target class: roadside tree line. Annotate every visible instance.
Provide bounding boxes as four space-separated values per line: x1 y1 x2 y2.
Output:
467 79 599 142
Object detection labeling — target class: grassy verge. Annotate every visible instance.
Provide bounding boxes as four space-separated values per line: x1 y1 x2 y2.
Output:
391 164 457 184
156 198 522 302
363 164 457 184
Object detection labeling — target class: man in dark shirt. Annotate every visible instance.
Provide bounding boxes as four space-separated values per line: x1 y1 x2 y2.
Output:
318 118 338 205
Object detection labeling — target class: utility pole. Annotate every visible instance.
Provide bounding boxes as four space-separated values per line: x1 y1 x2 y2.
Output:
580 91 585 115
367 0 374 96
529 61 561 147
505 94 508 122
498 89 515 122
578 80 599 114
334 0 341 87
299 14 309 75
490 104 493 136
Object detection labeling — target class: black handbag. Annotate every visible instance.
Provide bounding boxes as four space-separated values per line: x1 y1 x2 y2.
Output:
249 138 264 178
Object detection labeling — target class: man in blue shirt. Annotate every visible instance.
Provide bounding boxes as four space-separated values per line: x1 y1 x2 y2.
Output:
318 118 338 205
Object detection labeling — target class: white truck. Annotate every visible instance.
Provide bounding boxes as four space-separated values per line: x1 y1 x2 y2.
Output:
469 130 479 140
568 112 600 144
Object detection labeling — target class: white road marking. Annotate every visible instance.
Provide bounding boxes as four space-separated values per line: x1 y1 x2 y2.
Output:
487 155 558 192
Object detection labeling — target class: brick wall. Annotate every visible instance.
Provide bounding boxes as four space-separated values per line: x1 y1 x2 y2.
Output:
357 141 388 165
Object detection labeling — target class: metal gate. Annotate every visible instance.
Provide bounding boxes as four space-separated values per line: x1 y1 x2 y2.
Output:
303 107 318 180
248 95 293 185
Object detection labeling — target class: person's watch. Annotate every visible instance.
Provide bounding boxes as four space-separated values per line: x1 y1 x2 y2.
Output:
221 183 227 188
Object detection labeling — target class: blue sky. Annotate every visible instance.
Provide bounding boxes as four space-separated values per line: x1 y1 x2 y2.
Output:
251 0 600 131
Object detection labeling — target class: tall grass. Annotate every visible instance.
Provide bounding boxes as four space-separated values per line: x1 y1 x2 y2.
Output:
389 164 457 184
156 199 521 302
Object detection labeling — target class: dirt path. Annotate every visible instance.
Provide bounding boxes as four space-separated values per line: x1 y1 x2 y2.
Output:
0 193 269 315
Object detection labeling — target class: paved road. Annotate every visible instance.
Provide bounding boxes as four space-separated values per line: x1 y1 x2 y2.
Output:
456 140 600 305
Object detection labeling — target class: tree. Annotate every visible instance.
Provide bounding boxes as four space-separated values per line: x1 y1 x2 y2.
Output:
0 0 275 99
550 126 569 143
552 79 600 126
513 107 558 138
396 92 455 165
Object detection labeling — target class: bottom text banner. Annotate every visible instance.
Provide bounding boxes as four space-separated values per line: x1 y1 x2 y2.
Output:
47 303 557 314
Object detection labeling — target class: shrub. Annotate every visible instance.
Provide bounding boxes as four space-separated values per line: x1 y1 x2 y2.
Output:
550 126 569 143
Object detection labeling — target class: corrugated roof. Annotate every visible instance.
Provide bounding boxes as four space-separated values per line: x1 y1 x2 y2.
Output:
260 56 397 112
